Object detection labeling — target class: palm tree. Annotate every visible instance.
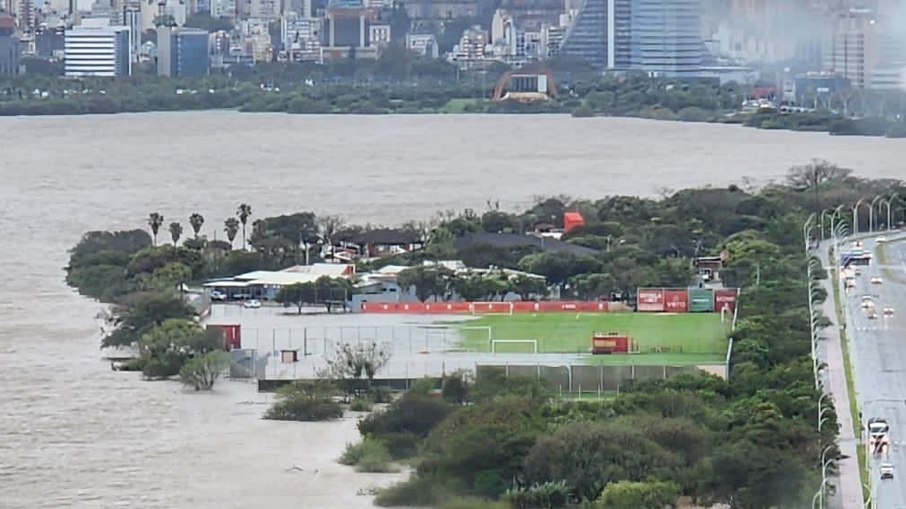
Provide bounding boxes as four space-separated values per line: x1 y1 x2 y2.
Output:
169 222 183 245
236 203 252 250
148 212 164 246
189 213 205 238
224 217 240 249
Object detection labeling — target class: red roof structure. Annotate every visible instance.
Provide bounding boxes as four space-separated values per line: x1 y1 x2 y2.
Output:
563 212 585 234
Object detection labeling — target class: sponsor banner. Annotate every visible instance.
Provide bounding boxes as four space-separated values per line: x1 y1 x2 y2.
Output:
361 301 610 314
663 290 689 313
637 289 666 312
714 288 739 313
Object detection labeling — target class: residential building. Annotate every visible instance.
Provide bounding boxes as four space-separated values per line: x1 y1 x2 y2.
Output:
0 14 19 76
406 32 438 58
450 25 487 62
824 6 906 90
559 0 631 69
157 26 209 76
368 23 389 48
629 0 703 77
64 20 132 77
281 13 321 61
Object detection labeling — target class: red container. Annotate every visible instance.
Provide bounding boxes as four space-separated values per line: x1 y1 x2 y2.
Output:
208 324 241 350
714 288 739 313
637 289 665 312
663 289 689 313
592 333 629 354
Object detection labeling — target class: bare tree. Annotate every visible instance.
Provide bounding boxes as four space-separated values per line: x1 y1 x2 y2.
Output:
787 159 853 210
319 341 391 399
318 215 345 259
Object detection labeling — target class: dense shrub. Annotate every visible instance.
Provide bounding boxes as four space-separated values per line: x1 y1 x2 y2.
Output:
339 438 398 473
358 393 452 457
503 480 570 509
264 383 343 422
349 397 374 412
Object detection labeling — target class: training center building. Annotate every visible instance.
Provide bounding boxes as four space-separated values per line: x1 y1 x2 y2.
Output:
203 263 355 300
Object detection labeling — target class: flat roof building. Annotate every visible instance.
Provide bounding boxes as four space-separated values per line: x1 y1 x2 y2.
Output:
65 21 132 77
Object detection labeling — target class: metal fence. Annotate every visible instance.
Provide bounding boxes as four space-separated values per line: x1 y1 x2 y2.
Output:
239 325 465 358
476 363 702 394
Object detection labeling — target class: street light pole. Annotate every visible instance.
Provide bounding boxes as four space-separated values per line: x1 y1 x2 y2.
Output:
854 198 866 234
870 195 883 233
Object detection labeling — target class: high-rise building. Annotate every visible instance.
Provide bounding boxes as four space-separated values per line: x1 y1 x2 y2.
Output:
824 6 906 90
64 20 132 77
0 13 19 76
629 0 703 77
157 26 209 76
559 0 631 70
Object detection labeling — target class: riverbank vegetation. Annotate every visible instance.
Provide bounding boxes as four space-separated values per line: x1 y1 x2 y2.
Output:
65 162 906 505
7 56 906 137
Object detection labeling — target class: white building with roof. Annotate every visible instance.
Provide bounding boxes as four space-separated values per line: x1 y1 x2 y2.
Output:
204 263 355 300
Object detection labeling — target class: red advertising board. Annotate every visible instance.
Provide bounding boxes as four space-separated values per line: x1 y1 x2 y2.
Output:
714 288 739 313
637 289 666 312
360 301 611 314
663 289 689 313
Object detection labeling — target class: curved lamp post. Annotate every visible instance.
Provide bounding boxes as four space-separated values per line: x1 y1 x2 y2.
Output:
853 198 868 234
880 198 892 231
870 195 884 233
804 213 817 252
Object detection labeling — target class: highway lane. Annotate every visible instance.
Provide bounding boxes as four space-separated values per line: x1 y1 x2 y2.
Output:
843 236 906 508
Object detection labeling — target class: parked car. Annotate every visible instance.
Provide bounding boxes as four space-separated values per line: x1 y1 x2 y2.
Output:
243 299 261 309
869 310 878 320
884 307 894 316
861 296 874 309
871 276 883 285
210 290 226 301
877 236 887 244
881 463 895 480
233 293 252 300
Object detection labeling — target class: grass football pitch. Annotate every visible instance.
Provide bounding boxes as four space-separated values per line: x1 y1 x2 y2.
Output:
458 312 729 365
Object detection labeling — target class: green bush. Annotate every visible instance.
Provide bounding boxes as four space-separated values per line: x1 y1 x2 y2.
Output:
358 393 452 455
503 481 570 509
368 386 394 403
375 474 466 507
339 438 399 473
349 397 374 412
441 497 510 509
264 382 343 421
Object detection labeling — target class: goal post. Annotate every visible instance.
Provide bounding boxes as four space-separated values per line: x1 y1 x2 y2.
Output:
491 339 538 354
470 301 515 315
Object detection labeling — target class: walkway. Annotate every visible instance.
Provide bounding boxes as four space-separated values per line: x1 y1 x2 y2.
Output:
817 243 863 509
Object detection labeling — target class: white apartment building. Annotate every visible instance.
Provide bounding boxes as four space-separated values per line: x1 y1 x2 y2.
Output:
64 20 132 77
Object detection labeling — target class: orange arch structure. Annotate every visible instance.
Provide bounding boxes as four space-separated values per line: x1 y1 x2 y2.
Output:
492 69 558 102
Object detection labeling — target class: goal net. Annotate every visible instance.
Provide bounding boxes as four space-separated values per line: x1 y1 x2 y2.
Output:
491 339 538 354
470 302 515 315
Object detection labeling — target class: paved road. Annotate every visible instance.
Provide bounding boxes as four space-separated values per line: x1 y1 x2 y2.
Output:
842 236 906 508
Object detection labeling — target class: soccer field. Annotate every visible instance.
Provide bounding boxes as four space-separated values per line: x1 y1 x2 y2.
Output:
458 312 729 362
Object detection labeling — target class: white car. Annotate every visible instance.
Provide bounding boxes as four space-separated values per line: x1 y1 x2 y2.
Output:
877 236 887 244
871 276 883 285
210 290 226 301
861 296 874 308
881 463 895 481
869 310 878 320
243 299 261 309
884 307 894 316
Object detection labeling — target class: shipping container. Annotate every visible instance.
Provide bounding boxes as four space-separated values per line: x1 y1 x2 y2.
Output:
689 288 714 313
591 332 630 354
663 289 689 313
209 324 241 349
637 288 666 312
714 288 739 313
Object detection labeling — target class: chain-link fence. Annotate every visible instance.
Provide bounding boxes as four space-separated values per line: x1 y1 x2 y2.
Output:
476 363 702 394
